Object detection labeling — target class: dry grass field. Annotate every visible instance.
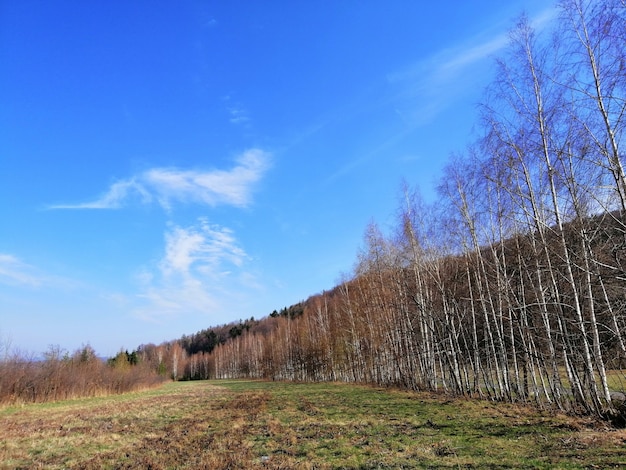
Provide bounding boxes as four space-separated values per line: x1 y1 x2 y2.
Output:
1 379 626 469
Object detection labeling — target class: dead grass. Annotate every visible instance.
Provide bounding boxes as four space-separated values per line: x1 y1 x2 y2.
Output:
1 380 626 469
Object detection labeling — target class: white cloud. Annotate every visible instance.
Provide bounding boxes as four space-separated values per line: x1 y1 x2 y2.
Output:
49 179 152 209
438 34 509 74
49 148 270 210
222 95 250 125
385 33 509 125
132 219 254 321
0 254 43 287
0 253 77 290
387 7 557 124
160 219 246 277
227 105 250 125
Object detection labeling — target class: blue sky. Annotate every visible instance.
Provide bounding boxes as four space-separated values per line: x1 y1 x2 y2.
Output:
0 0 553 357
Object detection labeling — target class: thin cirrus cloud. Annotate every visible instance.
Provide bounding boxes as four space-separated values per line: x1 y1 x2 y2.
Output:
0 253 76 290
385 33 510 123
386 7 557 124
0 253 44 287
227 105 250 125
222 95 250 126
133 218 252 320
49 148 270 211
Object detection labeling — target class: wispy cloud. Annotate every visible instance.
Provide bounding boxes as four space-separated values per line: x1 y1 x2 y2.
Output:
0 253 76 289
0 254 43 287
49 148 270 210
387 6 557 125
227 105 250 125
222 95 251 125
50 179 152 209
133 219 254 320
438 35 509 75
386 35 508 127
387 32 508 88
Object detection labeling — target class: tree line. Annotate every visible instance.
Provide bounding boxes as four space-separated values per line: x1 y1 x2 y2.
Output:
196 0 626 421
0 345 165 404
134 311 305 381
0 315 299 404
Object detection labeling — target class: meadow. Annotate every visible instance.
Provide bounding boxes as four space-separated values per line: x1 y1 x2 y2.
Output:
1 379 625 469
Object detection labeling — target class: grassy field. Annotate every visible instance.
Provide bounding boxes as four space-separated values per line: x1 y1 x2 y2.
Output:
1 380 625 469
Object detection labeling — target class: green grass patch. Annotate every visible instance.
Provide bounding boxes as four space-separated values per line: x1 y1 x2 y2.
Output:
1 379 625 469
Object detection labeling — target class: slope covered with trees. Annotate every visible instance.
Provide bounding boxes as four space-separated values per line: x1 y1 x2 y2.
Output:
181 0 626 420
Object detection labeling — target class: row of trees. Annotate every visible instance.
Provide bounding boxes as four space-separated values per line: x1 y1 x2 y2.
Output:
138 316 301 381
0 345 166 404
201 0 626 420
0 316 281 405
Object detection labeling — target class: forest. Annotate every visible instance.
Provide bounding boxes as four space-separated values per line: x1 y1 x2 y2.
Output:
174 0 626 421
2 0 625 423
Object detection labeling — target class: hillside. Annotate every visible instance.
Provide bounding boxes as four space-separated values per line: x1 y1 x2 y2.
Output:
168 0 626 422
